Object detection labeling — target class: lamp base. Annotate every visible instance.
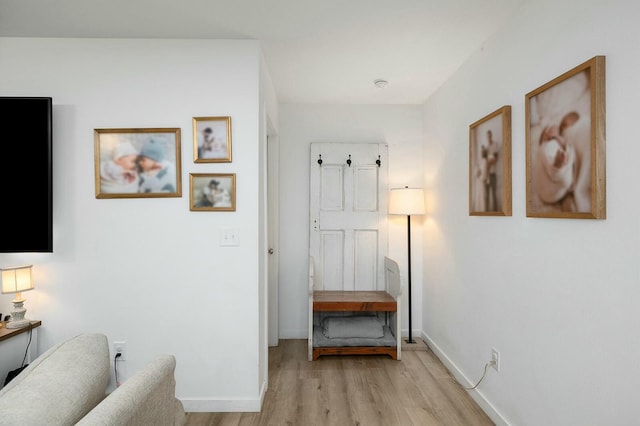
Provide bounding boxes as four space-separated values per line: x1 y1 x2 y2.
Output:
6 318 31 329
404 338 417 344
7 299 30 329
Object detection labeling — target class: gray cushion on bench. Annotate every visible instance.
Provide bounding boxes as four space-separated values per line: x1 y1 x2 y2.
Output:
322 315 384 338
314 325 397 347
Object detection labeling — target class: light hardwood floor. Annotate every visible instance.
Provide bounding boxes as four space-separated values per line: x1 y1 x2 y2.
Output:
185 339 494 426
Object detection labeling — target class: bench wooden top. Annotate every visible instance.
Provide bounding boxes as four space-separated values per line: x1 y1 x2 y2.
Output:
313 291 397 312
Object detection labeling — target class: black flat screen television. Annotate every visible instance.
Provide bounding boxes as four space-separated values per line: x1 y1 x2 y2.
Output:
0 97 53 252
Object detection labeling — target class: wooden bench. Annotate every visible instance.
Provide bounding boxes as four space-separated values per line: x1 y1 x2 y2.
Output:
308 257 403 361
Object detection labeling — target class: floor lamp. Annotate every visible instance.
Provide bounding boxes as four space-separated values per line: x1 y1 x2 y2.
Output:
389 186 425 344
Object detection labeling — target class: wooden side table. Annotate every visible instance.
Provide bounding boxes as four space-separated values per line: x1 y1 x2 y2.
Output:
0 320 41 342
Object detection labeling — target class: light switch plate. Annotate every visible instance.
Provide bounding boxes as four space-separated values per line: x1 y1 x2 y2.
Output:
220 228 240 246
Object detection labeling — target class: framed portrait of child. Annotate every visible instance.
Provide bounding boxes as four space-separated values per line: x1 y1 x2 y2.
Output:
192 116 232 163
189 173 236 212
525 56 605 219
94 127 182 199
469 106 512 217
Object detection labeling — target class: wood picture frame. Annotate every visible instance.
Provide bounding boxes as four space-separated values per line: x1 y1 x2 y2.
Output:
94 128 181 198
525 55 606 219
469 105 512 216
189 173 236 211
193 116 232 163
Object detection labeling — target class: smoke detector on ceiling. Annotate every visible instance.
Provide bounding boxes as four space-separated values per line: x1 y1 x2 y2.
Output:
374 79 388 88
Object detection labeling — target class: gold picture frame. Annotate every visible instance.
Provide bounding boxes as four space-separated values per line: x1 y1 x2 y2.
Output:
189 173 236 211
469 105 512 216
94 128 182 199
193 116 232 163
525 55 606 219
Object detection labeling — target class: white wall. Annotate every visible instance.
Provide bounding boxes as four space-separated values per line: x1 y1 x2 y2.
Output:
0 38 270 412
277 104 424 339
422 0 640 424
4 1 636 421
258 51 279 404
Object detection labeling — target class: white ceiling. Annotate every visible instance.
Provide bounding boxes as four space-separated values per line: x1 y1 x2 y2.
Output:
0 0 525 104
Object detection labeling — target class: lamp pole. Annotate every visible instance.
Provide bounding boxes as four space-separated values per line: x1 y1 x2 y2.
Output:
389 186 424 346
405 213 415 344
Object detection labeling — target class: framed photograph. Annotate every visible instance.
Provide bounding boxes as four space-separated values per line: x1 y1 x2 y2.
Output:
94 128 182 199
526 56 606 219
189 173 236 211
469 105 512 216
193 116 232 163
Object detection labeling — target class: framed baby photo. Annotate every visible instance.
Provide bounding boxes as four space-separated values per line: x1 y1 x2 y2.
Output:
193 116 232 163
94 127 182 199
469 105 512 216
189 173 236 211
525 55 606 219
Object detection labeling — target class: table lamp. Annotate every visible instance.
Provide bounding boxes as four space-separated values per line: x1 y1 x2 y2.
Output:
1 264 35 329
389 187 425 344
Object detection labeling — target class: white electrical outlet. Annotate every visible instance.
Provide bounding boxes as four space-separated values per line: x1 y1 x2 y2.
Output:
491 348 500 372
114 341 126 361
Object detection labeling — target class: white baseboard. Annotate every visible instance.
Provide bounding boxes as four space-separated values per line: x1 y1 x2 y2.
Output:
181 379 268 413
279 328 306 339
259 378 267 408
421 332 511 426
181 398 262 412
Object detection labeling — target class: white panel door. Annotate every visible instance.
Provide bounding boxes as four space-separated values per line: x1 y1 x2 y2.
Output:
310 143 388 291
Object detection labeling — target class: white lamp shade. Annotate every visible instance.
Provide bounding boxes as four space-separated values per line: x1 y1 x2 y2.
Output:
1 265 34 294
389 187 425 215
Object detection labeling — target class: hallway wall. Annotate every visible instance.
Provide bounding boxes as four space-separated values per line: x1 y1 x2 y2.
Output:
421 1 640 424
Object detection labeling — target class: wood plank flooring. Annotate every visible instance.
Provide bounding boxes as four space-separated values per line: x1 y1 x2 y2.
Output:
185 339 494 426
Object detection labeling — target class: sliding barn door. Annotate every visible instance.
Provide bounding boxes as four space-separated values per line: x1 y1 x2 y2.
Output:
309 143 388 291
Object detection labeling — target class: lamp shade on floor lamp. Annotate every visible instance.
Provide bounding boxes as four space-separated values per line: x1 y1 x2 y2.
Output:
389 187 424 343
